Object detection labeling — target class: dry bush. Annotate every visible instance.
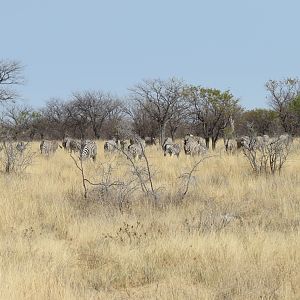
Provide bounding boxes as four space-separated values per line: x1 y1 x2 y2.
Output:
0 141 36 173
242 135 292 175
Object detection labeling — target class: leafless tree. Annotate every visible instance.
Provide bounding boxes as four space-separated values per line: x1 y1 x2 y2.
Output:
1 104 37 139
0 60 24 103
128 103 159 139
129 78 187 145
41 99 69 139
71 91 122 139
168 108 188 140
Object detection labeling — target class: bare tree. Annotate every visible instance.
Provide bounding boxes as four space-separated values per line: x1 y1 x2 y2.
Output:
168 108 187 140
64 99 90 138
0 60 24 103
71 91 121 139
1 104 37 139
266 78 300 134
127 102 159 139
41 99 69 139
129 78 187 145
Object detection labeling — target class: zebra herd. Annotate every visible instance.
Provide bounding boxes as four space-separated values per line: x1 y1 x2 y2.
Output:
12 133 291 162
101 134 208 159
225 134 293 153
39 138 97 161
104 137 146 160
102 133 293 159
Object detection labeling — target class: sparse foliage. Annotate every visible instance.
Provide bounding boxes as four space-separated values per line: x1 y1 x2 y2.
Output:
266 78 300 134
129 78 187 145
0 140 35 173
0 60 24 103
242 130 292 175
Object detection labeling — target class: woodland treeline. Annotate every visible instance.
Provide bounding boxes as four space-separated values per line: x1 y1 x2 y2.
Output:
1 60 300 149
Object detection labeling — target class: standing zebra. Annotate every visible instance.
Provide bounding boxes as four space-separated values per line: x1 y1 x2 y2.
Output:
62 137 70 151
162 137 173 150
127 143 144 160
224 138 237 154
164 143 181 157
62 137 81 153
120 139 129 152
69 139 81 153
80 140 97 161
40 140 59 155
104 139 118 153
183 134 207 156
144 137 157 146
16 141 27 153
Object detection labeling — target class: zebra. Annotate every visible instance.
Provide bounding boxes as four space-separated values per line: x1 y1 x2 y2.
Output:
164 143 181 157
127 143 144 160
104 139 118 153
120 139 129 152
279 134 293 145
62 137 71 151
183 134 207 156
130 136 146 149
162 137 173 149
236 136 250 150
267 134 293 152
40 140 59 155
16 141 27 153
224 138 237 154
80 140 97 161
237 135 272 151
144 136 157 146
62 137 81 153
69 139 81 153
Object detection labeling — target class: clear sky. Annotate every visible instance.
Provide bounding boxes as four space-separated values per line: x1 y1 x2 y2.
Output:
2 0 300 109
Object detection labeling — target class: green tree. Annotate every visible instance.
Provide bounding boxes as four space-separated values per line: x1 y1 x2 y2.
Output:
241 109 278 135
266 78 300 134
185 86 241 149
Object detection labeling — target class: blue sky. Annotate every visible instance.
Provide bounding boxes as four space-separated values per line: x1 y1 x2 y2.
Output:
2 0 299 109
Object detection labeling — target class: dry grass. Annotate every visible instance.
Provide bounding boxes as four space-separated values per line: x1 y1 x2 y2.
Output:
1 141 300 299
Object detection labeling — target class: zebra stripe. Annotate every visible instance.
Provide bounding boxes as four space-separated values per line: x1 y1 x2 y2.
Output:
16 141 27 153
40 140 59 155
127 143 144 160
62 138 81 153
164 143 181 157
80 140 97 161
184 135 207 156
104 140 118 153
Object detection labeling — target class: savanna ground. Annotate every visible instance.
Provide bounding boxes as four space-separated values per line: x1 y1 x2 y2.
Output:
1 141 300 299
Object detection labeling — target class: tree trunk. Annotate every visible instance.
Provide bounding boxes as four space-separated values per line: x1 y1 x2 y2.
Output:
170 126 178 141
212 137 218 150
92 125 99 139
159 123 167 146
205 137 210 149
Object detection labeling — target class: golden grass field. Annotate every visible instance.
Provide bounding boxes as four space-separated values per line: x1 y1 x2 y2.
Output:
1 141 300 299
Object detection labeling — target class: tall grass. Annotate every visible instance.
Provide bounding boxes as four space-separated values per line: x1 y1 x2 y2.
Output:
0 141 300 299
